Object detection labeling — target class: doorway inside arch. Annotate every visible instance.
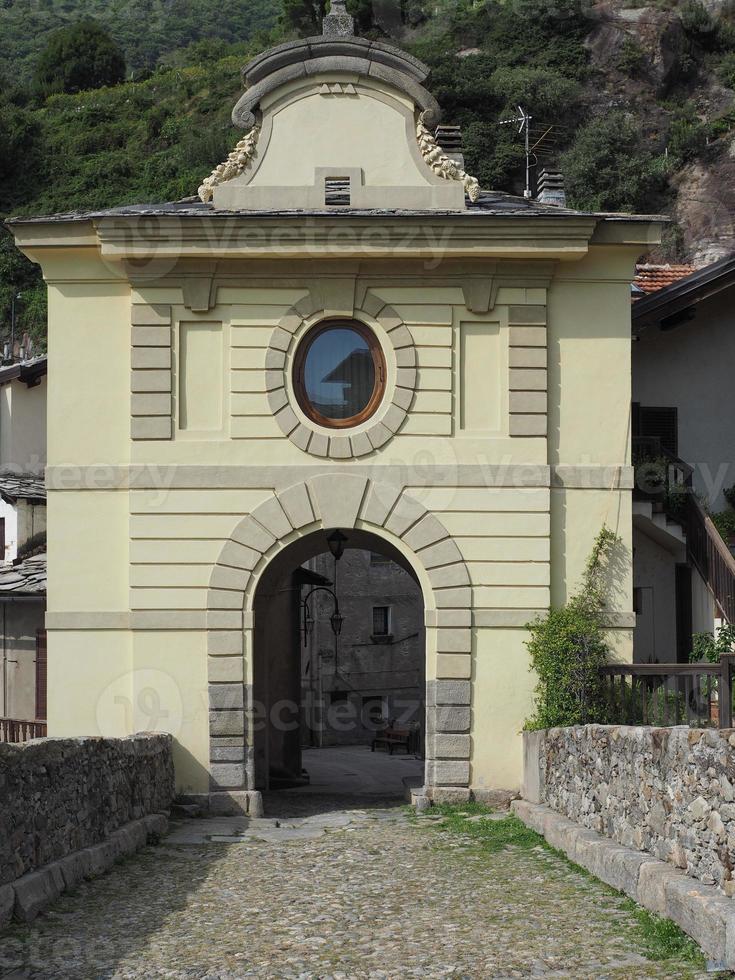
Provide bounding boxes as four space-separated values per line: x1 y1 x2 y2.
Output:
252 528 426 800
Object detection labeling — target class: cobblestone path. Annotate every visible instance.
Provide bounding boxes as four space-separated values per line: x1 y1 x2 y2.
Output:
0 797 711 980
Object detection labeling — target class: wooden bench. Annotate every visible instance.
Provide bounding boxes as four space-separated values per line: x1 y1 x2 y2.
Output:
371 726 412 755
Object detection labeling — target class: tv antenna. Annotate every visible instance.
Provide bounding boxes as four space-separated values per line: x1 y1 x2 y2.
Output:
499 105 533 199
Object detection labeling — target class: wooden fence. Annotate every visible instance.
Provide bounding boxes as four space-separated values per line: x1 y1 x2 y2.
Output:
0 718 48 743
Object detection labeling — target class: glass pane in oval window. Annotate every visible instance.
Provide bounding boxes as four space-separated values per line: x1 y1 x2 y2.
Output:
303 326 377 421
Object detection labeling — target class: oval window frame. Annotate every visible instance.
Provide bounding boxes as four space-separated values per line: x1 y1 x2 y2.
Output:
292 320 387 430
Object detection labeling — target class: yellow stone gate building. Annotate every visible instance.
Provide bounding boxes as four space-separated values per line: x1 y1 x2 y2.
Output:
10 9 662 812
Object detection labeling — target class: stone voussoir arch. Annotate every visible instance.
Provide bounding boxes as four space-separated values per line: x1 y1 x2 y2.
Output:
205 475 473 798
265 293 418 460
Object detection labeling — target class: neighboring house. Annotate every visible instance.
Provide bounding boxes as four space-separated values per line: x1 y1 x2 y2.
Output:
0 356 47 732
301 549 423 749
8 8 663 809
632 255 735 663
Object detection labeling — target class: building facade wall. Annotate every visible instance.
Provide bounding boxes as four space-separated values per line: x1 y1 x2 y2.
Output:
633 290 735 512
19 231 640 805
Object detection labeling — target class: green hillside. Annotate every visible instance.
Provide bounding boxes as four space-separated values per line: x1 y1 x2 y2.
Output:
3 0 735 347
0 0 280 82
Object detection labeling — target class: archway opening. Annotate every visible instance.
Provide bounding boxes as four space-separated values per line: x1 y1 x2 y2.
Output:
252 527 426 802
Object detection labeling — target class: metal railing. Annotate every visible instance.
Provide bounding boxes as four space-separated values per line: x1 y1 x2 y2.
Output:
633 436 735 624
0 718 47 743
687 495 735 624
601 656 735 728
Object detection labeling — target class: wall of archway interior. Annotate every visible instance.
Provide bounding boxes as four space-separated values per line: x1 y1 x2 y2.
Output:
205 476 473 799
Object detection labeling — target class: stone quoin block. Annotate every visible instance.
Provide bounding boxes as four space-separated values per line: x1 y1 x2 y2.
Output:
434 706 472 732
217 540 262 576
207 631 244 657
403 513 448 552
436 628 472 653
210 763 247 789
210 564 252 592
360 482 402 527
278 482 316 529
436 654 472 679
307 474 368 528
130 418 172 440
208 684 245 711
250 497 293 539
427 760 471 786
384 496 425 537
433 734 471 759
417 537 463 569
209 710 246 737
131 304 171 326
231 516 276 555
208 656 244 683
434 680 471 706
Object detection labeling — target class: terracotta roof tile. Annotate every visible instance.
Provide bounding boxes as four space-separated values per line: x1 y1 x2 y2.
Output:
634 264 697 295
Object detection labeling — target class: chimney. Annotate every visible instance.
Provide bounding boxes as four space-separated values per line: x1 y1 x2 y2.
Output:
536 169 566 208
323 0 355 37
434 125 465 168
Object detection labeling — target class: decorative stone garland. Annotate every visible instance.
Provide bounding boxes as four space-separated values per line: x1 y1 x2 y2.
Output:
198 126 261 204
265 297 418 460
416 112 481 203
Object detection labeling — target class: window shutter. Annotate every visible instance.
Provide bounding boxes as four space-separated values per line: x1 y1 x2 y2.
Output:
640 406 678 456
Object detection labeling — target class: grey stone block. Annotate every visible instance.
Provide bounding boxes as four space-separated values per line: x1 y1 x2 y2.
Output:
57 850 92 890
13 865 65 923
521 730 546 804
427 760 470 786
84 840 117 878
637 861 685 916
431 786 471 804
208 790 263 816
663 874 734 966
209 710 245 737
143 813 169 840
433 734 471 759
434 680 471 706
210 764 247 789
210 745 245 763
208 683 244 711
435 706 471 732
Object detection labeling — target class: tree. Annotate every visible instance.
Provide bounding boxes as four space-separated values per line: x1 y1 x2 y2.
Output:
281 0 327 36
32 20 126 98
561 112 667 213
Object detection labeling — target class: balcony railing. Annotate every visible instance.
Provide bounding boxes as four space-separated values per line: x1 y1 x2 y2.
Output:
0 718 47 743
601 656 735 728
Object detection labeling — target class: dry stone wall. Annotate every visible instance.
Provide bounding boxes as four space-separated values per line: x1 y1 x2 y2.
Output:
0 734 174 886
535 725 735 892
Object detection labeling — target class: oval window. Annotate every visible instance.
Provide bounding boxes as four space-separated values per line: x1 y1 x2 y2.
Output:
293 321 386 428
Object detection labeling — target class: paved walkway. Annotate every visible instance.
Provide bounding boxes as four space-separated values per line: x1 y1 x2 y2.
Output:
1 799 710 980
294 745 424 795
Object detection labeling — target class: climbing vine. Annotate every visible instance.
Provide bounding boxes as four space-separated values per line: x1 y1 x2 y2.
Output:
524 526 621 730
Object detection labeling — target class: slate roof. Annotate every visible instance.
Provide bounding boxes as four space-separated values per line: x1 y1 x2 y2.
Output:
633 264 697 295
0 475 45 504
6 192 664 224
0 554 46 596
0 355 47 387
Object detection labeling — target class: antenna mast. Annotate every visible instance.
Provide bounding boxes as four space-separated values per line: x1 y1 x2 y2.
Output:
499 105 533 199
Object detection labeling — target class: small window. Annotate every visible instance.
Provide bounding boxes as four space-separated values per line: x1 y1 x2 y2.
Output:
370 551 391 565
293 320 386 429
372 606 391 636
330 690 349 704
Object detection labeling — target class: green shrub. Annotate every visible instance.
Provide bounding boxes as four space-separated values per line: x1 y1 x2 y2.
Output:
724 485 735 510
561 112 667 213
32 20 126 98
525 527 621 730
689 624 735 663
